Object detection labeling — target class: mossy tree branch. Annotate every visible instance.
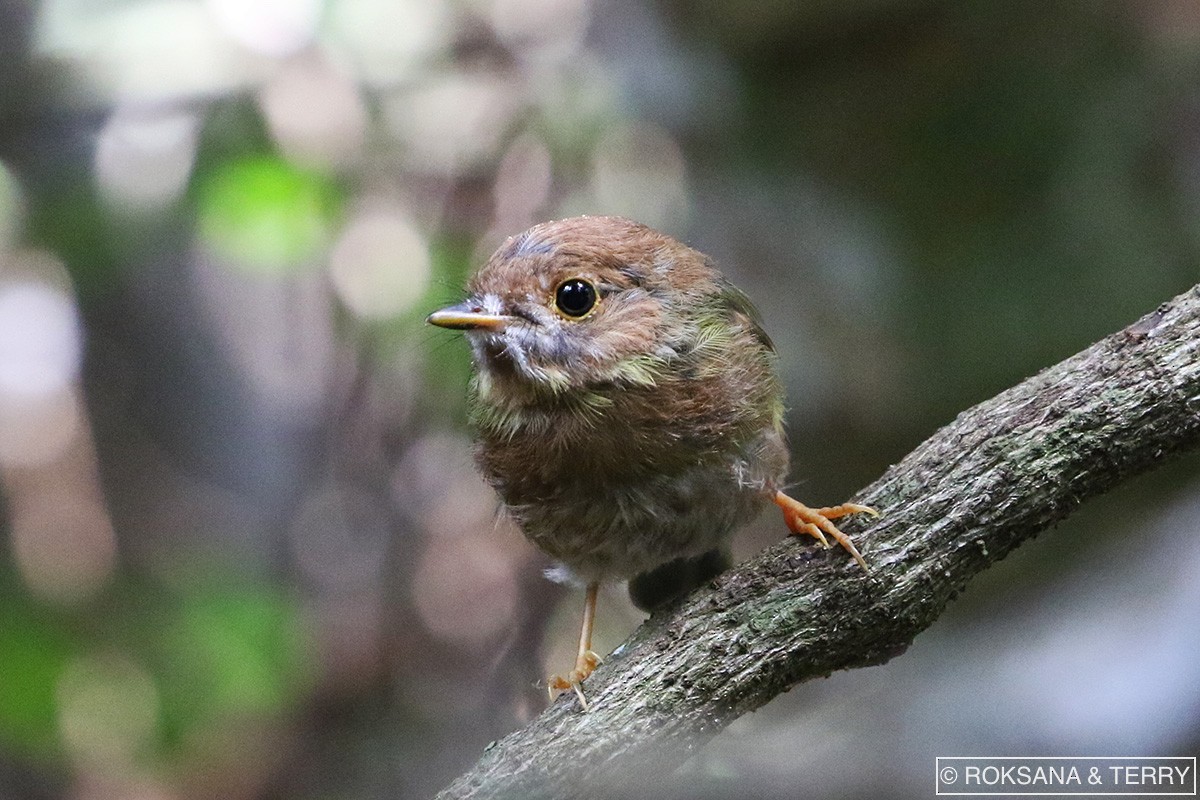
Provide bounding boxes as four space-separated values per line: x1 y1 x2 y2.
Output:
436 285 1200 800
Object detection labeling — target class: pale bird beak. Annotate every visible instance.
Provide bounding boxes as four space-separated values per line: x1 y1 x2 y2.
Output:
426 300 513 331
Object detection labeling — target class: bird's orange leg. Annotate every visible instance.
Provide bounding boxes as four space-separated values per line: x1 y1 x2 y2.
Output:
547 581 602 710
773 491 876 570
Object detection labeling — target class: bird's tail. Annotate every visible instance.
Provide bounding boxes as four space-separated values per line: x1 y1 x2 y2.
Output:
627 548 731 611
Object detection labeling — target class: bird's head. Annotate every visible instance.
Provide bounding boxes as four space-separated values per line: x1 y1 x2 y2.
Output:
428 216 711 405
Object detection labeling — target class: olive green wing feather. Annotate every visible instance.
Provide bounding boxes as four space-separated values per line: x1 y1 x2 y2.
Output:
715 278 775 352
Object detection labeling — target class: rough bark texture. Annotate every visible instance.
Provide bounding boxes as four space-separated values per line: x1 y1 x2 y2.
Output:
436 285 1200 800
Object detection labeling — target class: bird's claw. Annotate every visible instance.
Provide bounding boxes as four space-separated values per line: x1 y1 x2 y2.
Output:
836 502 880 519
548 650 602 710
774 492 875 570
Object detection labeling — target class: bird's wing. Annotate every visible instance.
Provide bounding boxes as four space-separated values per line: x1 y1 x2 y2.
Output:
716 279 775 352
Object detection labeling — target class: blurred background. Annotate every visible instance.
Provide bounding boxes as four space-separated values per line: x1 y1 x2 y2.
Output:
1 0 1198 798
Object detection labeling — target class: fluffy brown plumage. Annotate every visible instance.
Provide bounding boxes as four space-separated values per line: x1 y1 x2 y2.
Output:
428 216 872 708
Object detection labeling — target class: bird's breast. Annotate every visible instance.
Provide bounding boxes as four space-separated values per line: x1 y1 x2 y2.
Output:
509 457 768 581
471 382 785 581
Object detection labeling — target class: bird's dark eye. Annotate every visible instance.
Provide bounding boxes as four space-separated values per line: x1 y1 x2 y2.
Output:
554 278 597 318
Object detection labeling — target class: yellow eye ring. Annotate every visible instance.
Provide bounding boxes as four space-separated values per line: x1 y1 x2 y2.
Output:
553 278 598 319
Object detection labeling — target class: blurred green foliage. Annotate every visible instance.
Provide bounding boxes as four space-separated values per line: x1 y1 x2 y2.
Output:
197 155 342 274
0 587 72 759
0 569 313 771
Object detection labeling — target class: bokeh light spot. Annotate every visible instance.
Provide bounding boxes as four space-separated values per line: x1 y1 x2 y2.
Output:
398 433 523 651
384 73 521 175
205 0 320 58
259 55 368 169
413 534 518 651
589 120 690 232
0 387 80 468
57 654 160 770
324 0 451 84
94 106 199 212
0 278 81 399
11 489 117 605
328 207 430 319
197 156 340 274
34 0 250 102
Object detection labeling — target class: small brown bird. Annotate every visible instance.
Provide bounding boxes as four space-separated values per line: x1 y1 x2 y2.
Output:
428 216 874 708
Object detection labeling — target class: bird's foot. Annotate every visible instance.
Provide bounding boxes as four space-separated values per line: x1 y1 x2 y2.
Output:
547 650 602 710
773 491 876 570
